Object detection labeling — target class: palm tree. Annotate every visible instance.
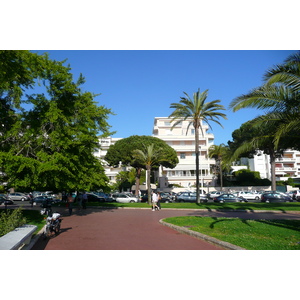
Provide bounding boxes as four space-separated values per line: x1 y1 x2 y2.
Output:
229 51 300 149
169 89 227 203
229 52 300 189
208 144 230 191
133 144 162 205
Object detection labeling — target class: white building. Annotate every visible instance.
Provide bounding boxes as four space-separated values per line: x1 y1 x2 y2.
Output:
94 137 123 183
152 117 216 189
237 149 300 181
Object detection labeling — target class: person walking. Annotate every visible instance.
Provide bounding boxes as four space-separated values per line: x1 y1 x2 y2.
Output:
152 191 159 211
77 192 83 210
82 192 88 209
67 192 74 215
157 192 161 210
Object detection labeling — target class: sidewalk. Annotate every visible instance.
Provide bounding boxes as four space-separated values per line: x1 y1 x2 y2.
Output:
31 207 300 250
31 208 224 250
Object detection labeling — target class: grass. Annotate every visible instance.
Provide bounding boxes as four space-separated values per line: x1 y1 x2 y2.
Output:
22 210 46 233
163 216 300 250
0 209 45 237
58 201 300 212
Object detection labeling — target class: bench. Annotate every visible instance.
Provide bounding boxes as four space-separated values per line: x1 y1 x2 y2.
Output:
0 225 38 250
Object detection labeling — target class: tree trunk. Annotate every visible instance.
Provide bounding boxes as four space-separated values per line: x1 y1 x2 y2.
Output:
146 165 152 205
219 159 223 191
195 126 200 204
134 167 141 197
269 150 276 191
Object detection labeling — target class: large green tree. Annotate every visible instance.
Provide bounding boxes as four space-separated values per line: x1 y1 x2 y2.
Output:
104 135 178 196
0 50 113 192
169 89 227 203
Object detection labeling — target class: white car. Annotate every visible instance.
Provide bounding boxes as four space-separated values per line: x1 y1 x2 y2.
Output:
234 191 260 200
112 193 139 203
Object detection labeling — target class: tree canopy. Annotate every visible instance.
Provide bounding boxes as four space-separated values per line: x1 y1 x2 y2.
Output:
0 50 113 192
104 135 178 195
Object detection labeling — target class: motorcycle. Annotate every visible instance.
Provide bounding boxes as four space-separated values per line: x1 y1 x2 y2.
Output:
40 200 62 239
43 212 62 239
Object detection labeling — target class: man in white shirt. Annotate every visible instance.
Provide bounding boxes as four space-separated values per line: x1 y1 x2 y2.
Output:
151 191 159 211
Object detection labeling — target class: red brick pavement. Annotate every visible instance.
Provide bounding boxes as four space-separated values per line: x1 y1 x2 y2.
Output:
31 207 300 250
31 208 224 250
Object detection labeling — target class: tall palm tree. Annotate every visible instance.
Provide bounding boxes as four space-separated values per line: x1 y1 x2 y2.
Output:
169 89 227 203
229 52 300 189
229 51 300 148
133 144 162 205
208 144 230 191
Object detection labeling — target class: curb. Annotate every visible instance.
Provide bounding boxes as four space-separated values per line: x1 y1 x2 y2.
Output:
159 219 246 250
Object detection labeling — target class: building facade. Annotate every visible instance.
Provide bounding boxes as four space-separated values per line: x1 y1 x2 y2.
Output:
236 149 300 181
94 137 123 183
152 117 216 189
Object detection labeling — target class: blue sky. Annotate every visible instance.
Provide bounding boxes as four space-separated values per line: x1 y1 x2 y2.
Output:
34 50 296 145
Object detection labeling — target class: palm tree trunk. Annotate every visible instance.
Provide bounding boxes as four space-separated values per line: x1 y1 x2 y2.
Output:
269 150 276 190
135 167 141 197
146 165 152 205
219 161 223 191
195 126 200 204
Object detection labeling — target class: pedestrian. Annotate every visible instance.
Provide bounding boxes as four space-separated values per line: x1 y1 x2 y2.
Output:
157 191 161 210
67 192 74 215
152 191 159 211
77 192 83 209
82 192 88 209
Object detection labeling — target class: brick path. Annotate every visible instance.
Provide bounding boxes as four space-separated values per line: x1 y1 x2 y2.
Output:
31 207 300 250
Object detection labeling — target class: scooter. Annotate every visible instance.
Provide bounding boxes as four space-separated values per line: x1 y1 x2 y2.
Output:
43 212 62 239
40 200 62 239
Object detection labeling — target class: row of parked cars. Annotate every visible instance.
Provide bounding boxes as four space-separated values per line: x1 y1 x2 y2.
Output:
1 189 300 206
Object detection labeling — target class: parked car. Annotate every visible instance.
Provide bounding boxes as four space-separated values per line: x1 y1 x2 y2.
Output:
213 193 248 203
234 191 260 200
30 196 61 205
261 191 293 203
207 191 224 199
8 192 30 201
290 190 300 201
90 192 109 201
0 196 14 205
111 193 139 203
86 192 106 202
140 194 173 203
175 192 208 203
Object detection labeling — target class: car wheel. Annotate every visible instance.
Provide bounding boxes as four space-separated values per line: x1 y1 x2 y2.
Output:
165 200 169 203
265 200 270 203
220 200 224 203
21 197 25 201
255 196 260 200
129 200 135 203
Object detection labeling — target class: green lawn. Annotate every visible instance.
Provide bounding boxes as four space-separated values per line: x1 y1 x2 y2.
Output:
163 216 300 250
64 201 300 211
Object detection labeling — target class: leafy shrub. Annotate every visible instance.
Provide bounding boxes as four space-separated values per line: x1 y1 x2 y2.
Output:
0 208 27 237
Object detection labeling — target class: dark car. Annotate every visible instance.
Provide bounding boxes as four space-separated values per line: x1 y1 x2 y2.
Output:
261 191 293 203
175 192 208 203
86 193 106 202
30 196 60 205
0 196 14 205
213 193 248 203
140 194 173 203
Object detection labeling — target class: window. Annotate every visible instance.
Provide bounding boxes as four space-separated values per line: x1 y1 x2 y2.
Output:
180 153 186 159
